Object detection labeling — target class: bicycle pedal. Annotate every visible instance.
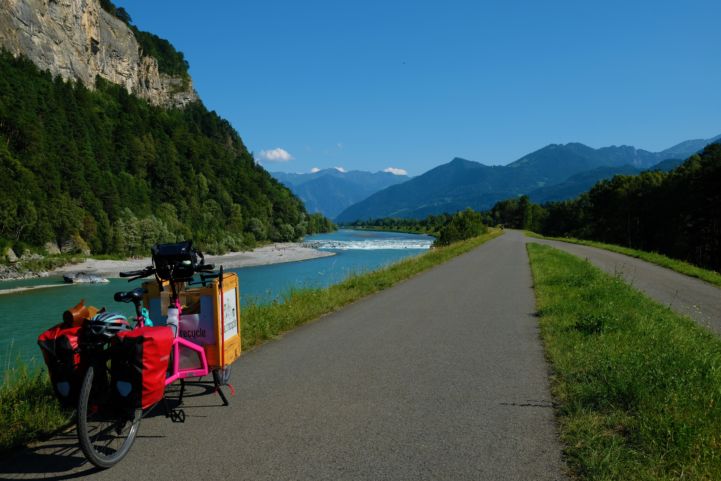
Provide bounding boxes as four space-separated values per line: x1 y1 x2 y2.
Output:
169 408 186 423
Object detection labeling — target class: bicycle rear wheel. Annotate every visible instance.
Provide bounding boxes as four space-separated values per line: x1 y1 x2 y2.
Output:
77 365 141 469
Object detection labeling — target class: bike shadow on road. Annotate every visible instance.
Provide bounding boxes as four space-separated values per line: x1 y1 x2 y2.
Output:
0 429 171 480
0 431 99 480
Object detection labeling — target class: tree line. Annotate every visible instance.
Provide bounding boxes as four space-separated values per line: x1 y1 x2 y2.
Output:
489 143 721 271
345 208 487 247
0 51 333 258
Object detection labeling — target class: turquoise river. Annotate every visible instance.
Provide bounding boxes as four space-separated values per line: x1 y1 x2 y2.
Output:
0 229 432 374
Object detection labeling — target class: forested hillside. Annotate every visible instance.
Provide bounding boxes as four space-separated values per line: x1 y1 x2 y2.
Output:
0 51 329 257
490 144 721 271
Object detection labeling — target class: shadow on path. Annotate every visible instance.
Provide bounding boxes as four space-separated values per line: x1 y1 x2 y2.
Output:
0 432 98 480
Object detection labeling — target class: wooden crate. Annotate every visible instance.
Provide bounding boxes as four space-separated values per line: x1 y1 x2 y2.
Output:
143 272 241 369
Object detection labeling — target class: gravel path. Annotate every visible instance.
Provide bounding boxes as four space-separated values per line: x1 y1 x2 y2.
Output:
527 235 721 335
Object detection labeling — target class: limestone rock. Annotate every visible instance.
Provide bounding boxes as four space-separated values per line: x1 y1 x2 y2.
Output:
4 247 18 263
44 241 61 255
63 271 108 283
0 0 198 108
60 235 91 255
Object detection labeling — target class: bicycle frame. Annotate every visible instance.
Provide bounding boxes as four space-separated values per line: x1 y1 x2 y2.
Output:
165 298 209 384
70 243 230 469
120 258 231 408
130 290 210 384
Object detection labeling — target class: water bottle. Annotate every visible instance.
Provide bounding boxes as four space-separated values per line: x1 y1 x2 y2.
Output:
166 306 179 337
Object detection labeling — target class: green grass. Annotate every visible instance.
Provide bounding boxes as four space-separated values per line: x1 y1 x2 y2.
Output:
526 231 721 288
0 229 502 453
0 362 71 452
527 243 721 480
241 229 501 349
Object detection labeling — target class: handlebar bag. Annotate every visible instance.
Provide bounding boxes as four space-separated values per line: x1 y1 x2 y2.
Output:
151 241 199 282
111 326 173 410
37 324 82 407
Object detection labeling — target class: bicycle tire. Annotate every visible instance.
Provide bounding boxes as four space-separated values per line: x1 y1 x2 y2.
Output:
77 365 141 469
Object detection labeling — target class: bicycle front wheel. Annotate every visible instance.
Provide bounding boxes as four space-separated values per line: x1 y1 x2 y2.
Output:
77 365 141 469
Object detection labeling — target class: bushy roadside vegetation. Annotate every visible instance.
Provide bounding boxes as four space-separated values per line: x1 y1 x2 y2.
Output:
528 243 721 480
342 208 487 246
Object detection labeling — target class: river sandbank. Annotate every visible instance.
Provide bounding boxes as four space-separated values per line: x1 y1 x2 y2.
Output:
0 244 334 288
51 243 335 278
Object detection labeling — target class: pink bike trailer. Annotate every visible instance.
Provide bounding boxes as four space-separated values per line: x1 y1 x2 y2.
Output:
111 326 173 409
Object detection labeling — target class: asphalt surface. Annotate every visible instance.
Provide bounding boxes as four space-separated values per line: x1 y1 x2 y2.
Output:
1 231 568 480
528 236 721 335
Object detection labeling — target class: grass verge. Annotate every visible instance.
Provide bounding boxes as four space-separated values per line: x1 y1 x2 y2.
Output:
527 243 721 480
0 229 502 453
526 231 721 288
0 362 71 453
242 229 501 349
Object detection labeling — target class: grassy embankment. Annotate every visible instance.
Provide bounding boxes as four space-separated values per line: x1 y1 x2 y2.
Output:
0 363 70 454
526 231 721 288
528 243 721 480
0 229 502 452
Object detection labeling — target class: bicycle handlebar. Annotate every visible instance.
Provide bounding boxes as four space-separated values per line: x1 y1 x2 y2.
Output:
119 266 155 281
119 261 217 283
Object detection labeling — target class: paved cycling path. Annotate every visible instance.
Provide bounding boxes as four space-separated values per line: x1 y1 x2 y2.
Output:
1 231 568 481
527 235 721 335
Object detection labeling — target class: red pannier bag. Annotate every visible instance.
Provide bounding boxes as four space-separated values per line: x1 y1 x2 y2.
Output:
37 324 82 407
111 326 173 410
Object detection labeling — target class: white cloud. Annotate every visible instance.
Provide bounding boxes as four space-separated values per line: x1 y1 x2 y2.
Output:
257 148 293 162
334 166 347 173
383 167 408 176
310 167 321 173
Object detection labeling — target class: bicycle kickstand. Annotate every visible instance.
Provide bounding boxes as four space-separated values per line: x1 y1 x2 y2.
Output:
212 369 231 406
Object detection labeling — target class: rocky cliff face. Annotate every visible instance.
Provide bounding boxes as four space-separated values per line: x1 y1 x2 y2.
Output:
0 0 198 107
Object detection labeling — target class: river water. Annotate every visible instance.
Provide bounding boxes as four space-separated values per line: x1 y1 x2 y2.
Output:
0 229 432 373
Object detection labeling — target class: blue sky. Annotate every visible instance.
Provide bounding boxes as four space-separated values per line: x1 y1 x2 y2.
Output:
117 0 721 176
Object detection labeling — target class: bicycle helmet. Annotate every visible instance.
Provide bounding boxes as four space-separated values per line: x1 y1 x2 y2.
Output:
87 311 131 340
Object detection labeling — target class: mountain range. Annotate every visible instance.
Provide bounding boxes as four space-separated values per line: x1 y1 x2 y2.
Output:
335 134 721 222
271 169 410 219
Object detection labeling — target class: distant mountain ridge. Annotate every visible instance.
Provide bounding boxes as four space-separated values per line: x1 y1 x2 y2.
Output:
335 134 721 222
271 168 410 219
527 156 690 204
